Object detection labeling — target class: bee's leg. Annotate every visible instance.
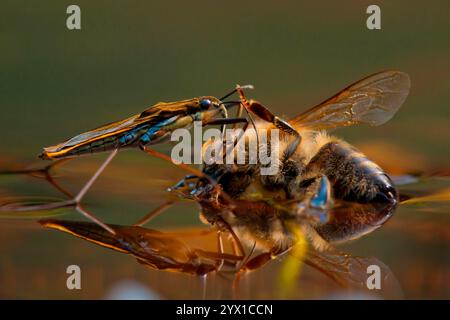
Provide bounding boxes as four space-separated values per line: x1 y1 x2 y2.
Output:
236 86 301 161
241 246 290 272
236 87 303 199
304 141 398 204
248 102 301 161
229 233 241 257
215 216 246 258
216 231 225 271
232 246 289 288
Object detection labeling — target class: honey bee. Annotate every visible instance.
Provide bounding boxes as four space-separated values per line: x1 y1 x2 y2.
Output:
201 71 411 205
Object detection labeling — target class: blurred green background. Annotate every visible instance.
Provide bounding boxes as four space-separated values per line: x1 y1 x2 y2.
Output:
1 0 449 162
0 1 449 299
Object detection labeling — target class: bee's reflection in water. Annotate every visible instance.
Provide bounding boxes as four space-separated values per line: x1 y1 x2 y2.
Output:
37 172 400 299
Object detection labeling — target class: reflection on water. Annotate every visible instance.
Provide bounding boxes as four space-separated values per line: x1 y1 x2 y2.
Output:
0 152 449 299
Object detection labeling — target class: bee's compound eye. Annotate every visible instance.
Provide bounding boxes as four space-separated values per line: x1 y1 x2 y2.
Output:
199 99 212 109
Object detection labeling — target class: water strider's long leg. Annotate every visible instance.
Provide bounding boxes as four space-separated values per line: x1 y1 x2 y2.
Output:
140 143 252 262
44 170 73 198
76 204 115 235
133 200 176 227
0 150 118 234
140 145 237 206
74 149 118 203
203 117 247 127
0 158 74 198
140 145 206 178
137 146 216 227
68 149 119 234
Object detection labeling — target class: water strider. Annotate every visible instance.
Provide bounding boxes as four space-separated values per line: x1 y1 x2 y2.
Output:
37 86 260 233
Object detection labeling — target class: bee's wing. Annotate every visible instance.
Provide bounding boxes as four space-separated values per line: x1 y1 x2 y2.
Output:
290 70 410 130
303 247 401 295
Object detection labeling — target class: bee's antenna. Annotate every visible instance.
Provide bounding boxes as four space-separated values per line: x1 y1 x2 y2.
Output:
220 85 254 101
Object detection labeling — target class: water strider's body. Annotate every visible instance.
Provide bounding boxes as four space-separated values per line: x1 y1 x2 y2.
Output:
37 88 256 233
39 96 229 159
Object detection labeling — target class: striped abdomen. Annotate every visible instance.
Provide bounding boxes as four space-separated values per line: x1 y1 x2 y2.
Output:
40 116 184 160
306 141 397 204
40 127 144 159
